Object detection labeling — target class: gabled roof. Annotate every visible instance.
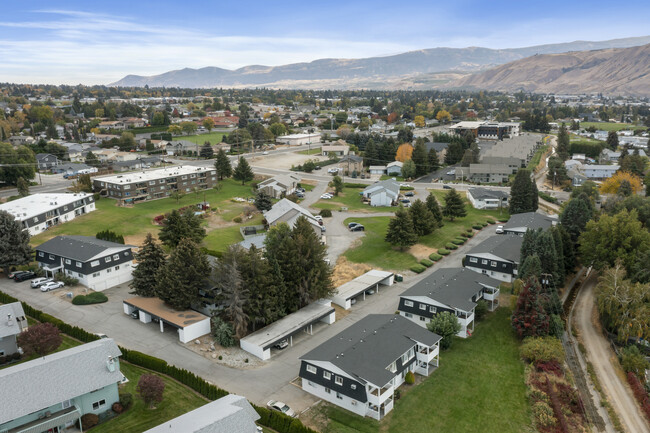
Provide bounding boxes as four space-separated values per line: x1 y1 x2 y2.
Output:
363 179 400 199
466 234 523 263
0 339 122 425
264 198 317 228
386 161 403 168
467 187 508 201
402 268 501 312
0 302 26 339
424 142 449 153
300 314 441 387
36 235 132 262
503 212 556 233
339 154 363 163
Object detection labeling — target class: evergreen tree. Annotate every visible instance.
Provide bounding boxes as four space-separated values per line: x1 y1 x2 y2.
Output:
551 227 565 283
85 151 100 167
156 238 210 310
241 245 279 329
520 228 541 265
0 210 32 275
385 206 418 250
444 142 464 165
560 194 594 243
363 139 379 167
442 188 467 221
556 123 570 161
427 148 440 172
558 226 576 274
400 159 416 179
16 177 29 197
199 142 214 159
212 246 249 338
214 149 232 180
129 233 165 297
425 193 444 228
536 231 559 286
264 223 298 313
411 142 429 176
254 190 272 211
158 209 206 248
233 156 254 185
408 199 436 236
519 254 542 281
606 130 619 150
509 169 535 214
511 278 550 339
529 178 539 212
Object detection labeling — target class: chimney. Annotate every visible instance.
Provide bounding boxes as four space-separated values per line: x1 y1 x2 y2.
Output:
7 313 13 326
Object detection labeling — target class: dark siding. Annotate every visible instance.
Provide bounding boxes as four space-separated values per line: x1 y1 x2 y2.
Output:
299 361 367 403
464 254 514 275
35 248 133 275
397 297 454 319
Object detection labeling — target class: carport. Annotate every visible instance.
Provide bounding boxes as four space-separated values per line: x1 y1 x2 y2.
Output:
123 297 211 344
331 270 394 310
240 299 336 360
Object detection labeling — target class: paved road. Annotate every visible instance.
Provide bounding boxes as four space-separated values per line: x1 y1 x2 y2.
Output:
0 174 74 199
573 273 650 433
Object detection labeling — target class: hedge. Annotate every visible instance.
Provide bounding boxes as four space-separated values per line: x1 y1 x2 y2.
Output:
0 290 318 433
343 183 367 188
399 186 415 191
420 259 433 267
466 228 474 233
72 292 108 305
445 243 458 250
429 253 443 261
319 209 332 217
410 264 426 273
472 224 483 230
438 248 450 255
452 238 465 245
486 219 496 224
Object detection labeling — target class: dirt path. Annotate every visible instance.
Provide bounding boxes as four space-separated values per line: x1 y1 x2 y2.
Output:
574 273 650 433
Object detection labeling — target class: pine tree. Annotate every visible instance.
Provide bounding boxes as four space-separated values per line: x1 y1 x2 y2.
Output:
511 278 550 339
212 246 249 338
520 228 541 265
556 123 570 161
199 142 214 159
551 227 565 283
129 233 166 297
536 231 558 286
233 156 254 185
214 149 232 180
519 254 542 281
425 193 444 228
16 177 29 197
156 238 210 310
254 190 272 211
560 194 593 243
510 169 535 214
529 179 539 212
363 139 379 167
428 148 439 172
606 131 619 150
0 210 32 275
411 142 429 177
408 199 436 236
158 209 206 248
558 226 576 274
85 151 100 167
385 206 418 250
263 223 298 313
443 188 467 221
241 245 278 330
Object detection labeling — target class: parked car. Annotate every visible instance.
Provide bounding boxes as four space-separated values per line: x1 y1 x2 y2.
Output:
267 400 295 417
95 333 108 339
296 187 306 193
262 151 269 155
350 224 365 232
400 199 411 207
14 271 36 282
40 281 64 292
404 191 415 197
296 192 305 198
443 185 452 189
320 193 333 199
320 226 326 233
348 222 360 229
273 339 288 350
131 311 140 319
30 277 53 288
400 183 411 188
327 168 339 174
365 289 375 295
8 270 30 279
495 225 504 234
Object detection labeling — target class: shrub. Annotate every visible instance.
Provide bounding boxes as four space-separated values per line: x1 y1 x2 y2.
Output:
233 216 242 223
466 228 474 233
460 232 470 238
420 259 433 267
445 243 458 250
410 264 426 273
438 248 450 255
404 371 415 385
427 312 461 349
96 230 125 244
400 186 415 191
520 337 565 364
218 355 223 360
626 371 650 420
475 300 488 321
536 360 563 377
212 317 235 347
620 345 649 379
137 374 165 408
80 414 99 430
112 402 124 414
429 253 442 261
452 238 465 245
532 401 557 428
343 182 367 188
17 322 62 357
481 222 488 227
472 224 483 230
119 392 133 409
72 292 108 305
486 219 496 224
54 274 79 286
319 209 332 217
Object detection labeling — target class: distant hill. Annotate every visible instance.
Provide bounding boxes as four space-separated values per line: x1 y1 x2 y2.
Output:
447 44 650 96
109 36 650 90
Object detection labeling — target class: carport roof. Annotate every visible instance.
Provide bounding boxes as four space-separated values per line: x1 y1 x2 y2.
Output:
124 297 209 328
335 270 394 301
240 300 334 350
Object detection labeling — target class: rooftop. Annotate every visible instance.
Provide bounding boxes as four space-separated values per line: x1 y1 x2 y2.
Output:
264 198 317 228
0 193 93 221
36 235 132 262
467 187 509 201
0 302 26 339
94 165 215 184
503 212 556 233
466 234 523 263
123 297 209 328
335 270 394 302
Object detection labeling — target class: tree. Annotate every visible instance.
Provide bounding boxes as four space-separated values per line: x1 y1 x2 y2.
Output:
426 312 461 350
519 254 542 281
84 151 100 167
156 238 210 310
395 143 414 162
211 316 236 347
547 156 568 186
408 199 436 236
17 177 29 197
129 233 165 297
214 149 232 180
233 157 254 185
414 115 425 127
443 188 467 221
96 230 124 244
556 124 570 161
606 130 619 150
158 209 206 248
428 148 440 172
269 122 287 137
212 246 250 339
560 193 593 243
202 118 214 132
0 210 33 276
400 159 416 179
0 143 36 185
167 125 182 136
180 121 198 135
436 110 451 123
385 206 418 250
511 278 551 339
509 169 537 214
329 175 343 196
425 193 444 228
241 245 279 329
412 142 429 176
199 143 214 159
17 322 62 357
254 190 272 211
645 172 650 197
137 374 165 408
599 171 642 195
444 142 464 165
620 346 650 380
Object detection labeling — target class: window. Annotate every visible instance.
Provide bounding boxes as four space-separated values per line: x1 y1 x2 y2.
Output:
481 259 488 265
106 268 112 273
93 272 100 278
388 361 397 373
38 252 44 257
336 392 343 400
105 256 112 263
306 364 317 374
469 257 478 263
404 300 413 307
91 260 100 267
181 175 187 180
324 388 331 394
429 306 436 313
114 265 120 271
113 254 119 260
323 371 331 380
419 304 426 310
49 255 55 260
335 376 343 386
420 316 426 321
490 261 497 267
92 399 106 410
149 181 155 185
33 217 39 223
76 262 82 268
65 259 71 265
405 312 413 318
351 384 356 390
78 272 83 277
124 185 131 190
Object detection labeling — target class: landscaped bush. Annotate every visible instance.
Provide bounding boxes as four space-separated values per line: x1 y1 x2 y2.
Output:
112 402 124 414
538 191 558 203
54 274 79 286
404 371 415 384
444 243 458 250
480 222 488 227
319 209 332 217
532 401 557 428
460 232 471 238
420 259 433 267
438 248 450 255
79 414 99 430
119 392 133 410
343 183 367 188
72 292 108 305
0 352 21 365
466 228 474 233
472 224 483 230
451 238 465 245
486 219 496 224
475 300 488 321
399 186 415 191
233 216 242 223
410 264 426 273
429 253 442 261
627 371 650 421
520 337 565 364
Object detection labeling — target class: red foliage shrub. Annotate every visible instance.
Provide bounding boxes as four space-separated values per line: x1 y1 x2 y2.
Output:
627 372 650 421
536 360 564 377
112 402 124 414
17 322 62 357
79 413 99 429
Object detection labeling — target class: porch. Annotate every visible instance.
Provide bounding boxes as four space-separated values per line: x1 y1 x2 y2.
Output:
5 405 82 433
366 396 394 420
482 286 500 311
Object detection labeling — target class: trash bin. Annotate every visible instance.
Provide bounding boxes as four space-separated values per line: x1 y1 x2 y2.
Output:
395 274 403 282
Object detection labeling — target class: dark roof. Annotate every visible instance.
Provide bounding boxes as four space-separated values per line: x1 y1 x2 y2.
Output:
425 142 449 153
402 268 501 312
300 314 441 387
466 234 523 263
467 187 508 201
36 235 131 261
503 212 555 233
339 154 363 163
35 153 58 161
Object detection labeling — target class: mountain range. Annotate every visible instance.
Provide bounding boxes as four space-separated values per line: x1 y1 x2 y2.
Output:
110 36 650 94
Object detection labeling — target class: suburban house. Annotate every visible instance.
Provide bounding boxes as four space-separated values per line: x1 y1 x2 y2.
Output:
368 165 387 175
0 339 123 433
502 212 556 236
362 179 399 207
143 395 260 433
0 193 96 236
337 154 364 175
36 235 134 291
424 142 449 161
599 149 621 163
583 164 619 179
52 163 98 176
8 135 35 147
113 160 144 172
466 187 509 210
466 163 511 183
98 120 125 130
464 234 523 283
299 314 441 420
35 153 61 170
0 302 28 357
257 173 301 199
322 143 349 157
398 268 502 337
385 161 403 176
264 198 322 234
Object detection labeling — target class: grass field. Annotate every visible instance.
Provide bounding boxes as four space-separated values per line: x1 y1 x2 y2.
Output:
312 187 395 212
313 308 531 433
298 147 323 155
173 131 227 145
579 121 646 132
91 362 209 433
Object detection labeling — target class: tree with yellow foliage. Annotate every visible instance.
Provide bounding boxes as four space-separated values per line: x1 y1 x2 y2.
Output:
395 143 414 162
414 115 425 128
600 171 642 195
436 110 451 123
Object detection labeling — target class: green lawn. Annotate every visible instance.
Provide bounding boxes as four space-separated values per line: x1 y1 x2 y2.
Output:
173 131 227 145
319 308 532 433
297 147 323 155
0 333 82 370
380 175 404 181
91 362 209 433
579 121 646 132
203 213 265 252
312 187 394 213
527 145 549 170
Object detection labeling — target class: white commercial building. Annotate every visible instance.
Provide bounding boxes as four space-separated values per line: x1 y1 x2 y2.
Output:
275 133 321 146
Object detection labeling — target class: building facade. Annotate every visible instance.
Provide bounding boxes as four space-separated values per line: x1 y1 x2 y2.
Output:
466 187 509 210
0 303 28 357
464 234 523 283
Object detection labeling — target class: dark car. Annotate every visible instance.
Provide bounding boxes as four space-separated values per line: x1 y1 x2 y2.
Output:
8 270 29 279
348 222 361 229
443 185 452 189
14 271 36 282
350 225 365 232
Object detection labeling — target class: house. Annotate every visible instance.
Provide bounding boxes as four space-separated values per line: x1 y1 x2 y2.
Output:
36 235 134 291
121 117 146 128
464 234 523 282
0 302 28 357
466 187 509 209
466 164 511 183
368 165 387 175
583 164 619 179
0 193 96 236
264 198 321 234
8 135 35 146
35 153 61 170
568 167 587 187
362 179 399 207
424 142 449 162
299 314 441 420
275 133 321 146
143 394 260 433
337 154 364 176
502 212 556 235
93 148 119 163
398 268 502 337
98 120 125 130
322 143 350 157
114 151 139 162
0 339 122 433
52 163 97 176
599 149 621 163
385 161 403 176
113 159 144 172
257 174 301 199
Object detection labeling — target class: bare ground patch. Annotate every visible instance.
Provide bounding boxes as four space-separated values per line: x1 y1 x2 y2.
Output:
331 256 373 286
408 244 438 261
184 335 263 369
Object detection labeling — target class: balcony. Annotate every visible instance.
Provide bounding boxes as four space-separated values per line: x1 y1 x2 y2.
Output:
367 384 393 406
417 343 439 364
456 311 474 327
366 395 394 420
483 287 500 301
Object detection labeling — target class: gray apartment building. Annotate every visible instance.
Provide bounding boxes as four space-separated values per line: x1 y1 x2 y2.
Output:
93 166 218 204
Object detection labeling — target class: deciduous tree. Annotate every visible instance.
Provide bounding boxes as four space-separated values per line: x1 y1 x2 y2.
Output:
17 322 62 357
137 374 165 408
395 143 414 162
17 177 29 197
400 159 416 180
599 171 642 195
329 175 343 196
511 278 551 339
426 312 461 349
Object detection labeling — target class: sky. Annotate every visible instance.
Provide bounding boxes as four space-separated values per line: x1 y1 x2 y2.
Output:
1 0 649 85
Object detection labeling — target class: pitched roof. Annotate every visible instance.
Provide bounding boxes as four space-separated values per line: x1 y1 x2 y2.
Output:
503 212 556 233
402 268 501 312
466 234 523 263
300 314 441 387
363 179 400 199
467 187 508 201
0 302 26 339
424 142 449 153
263 198 317 228
0 339 122 424
339 154 363 163
36 235 132 262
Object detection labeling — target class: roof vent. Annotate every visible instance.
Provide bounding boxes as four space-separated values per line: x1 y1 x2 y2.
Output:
7 313 13 326
106 356 116 372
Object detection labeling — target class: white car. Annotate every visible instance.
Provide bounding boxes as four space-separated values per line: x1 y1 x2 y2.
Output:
30 277 53 288
327 168 339 174
267 400 295 417
262 151 269 155
40 281 65 292
320 193 333 199
495 225 504 234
